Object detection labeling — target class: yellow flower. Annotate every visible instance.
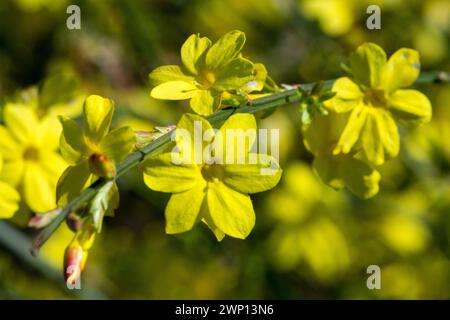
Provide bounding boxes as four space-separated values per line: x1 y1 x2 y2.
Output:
299 0 356 36
0 105 66 212
64 226 95 286
140 113 282 240
266 163 350 283
149 30 263 115
57 95 135 206
0 155 20 218
303 111 381 199
325 42 432 165
11 74 84 120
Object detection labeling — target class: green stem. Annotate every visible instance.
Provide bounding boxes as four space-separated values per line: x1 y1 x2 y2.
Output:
30 70 449 255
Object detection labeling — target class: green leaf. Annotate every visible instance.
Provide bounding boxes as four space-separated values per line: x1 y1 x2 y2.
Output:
89 181 118 232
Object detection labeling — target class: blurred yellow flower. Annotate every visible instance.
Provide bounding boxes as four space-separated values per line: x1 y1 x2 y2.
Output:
325 43 432 166
266 163 350 283
380 213 430 255
303 111 381 199
0 155 20 218
0 104 66 212
299 0 356 36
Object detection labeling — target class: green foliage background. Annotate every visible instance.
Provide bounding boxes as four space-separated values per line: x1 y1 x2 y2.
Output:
0 0 449 299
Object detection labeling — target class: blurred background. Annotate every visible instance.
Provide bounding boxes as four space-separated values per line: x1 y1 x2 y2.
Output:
0 0 449 299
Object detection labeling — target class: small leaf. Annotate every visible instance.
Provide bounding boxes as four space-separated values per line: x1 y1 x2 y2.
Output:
311 81 324 96
318 91 337 102
89 181 117 232
302 108 312 125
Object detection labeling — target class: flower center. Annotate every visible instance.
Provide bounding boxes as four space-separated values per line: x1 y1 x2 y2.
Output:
201 164 224 182
196 71 216 89
23 146 40 161
363 89 387 108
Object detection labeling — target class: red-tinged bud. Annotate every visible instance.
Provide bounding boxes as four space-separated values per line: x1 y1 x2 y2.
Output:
66 212 83 232
88 153 116 178
28 207 62 228
63 241 87 289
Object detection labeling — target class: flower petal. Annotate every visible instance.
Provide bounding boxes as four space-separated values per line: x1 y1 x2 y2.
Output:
214 57 254 91
217 113 257 164
56 161 93 206
37 115 61 151
339 157 381 199
39 151 68 181
246 63 267 92
313 155 380 199
189 90 219 116
151 81 198 100
223 154 282 194
302 111 349 156
59 115 86 164
325 77 363 113
0 127 21 160
181 34 211 75
200 201 225 241
361 109 399 165
4 104 38 144
100 126 136 163
205 30 246 71
207 182 255 239
334 104 367 155
149 65 195 86
83 95 114 143
0 160 24 187
165 180 206 234
349 42 386 88
23 162 57 212
0 181 20 218
387 89 432 125
141 153 201 193
382 48 420 92
174 113 213 163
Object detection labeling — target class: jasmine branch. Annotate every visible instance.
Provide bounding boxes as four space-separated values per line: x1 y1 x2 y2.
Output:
30 70 449 256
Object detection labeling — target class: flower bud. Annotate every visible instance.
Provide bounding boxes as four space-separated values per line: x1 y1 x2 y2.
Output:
28 207 62 228
63 241 87 288
66 212 83 232
89 153 116 178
